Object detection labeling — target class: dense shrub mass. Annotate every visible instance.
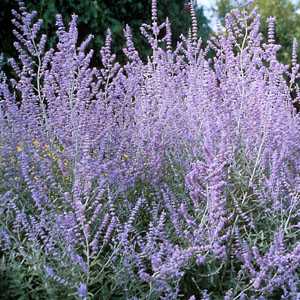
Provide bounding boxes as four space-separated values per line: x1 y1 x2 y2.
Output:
1 0 300 299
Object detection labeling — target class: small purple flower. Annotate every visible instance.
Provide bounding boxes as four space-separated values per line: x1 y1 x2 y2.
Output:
77 282 87 300
45 266 55 277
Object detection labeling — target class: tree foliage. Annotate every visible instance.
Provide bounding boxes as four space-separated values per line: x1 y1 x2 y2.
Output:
0 0 211 64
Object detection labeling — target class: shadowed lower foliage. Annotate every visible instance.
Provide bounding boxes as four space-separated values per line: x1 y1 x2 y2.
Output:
0 0 300 299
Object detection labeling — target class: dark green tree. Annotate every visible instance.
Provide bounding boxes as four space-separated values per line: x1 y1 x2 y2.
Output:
0 0 211 64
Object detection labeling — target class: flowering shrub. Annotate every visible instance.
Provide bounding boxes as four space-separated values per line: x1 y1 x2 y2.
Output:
1 0 300 299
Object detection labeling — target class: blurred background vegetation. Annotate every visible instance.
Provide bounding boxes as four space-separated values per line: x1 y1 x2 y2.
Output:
0 0 211 65
1 0 300 65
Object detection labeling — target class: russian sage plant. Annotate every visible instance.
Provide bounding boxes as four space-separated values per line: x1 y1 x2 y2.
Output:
0 0 300 299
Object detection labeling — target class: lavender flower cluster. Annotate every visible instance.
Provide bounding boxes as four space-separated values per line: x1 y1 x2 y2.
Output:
1 1 300 299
